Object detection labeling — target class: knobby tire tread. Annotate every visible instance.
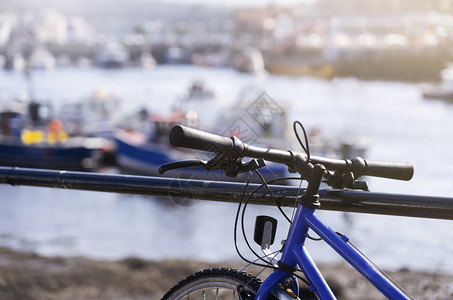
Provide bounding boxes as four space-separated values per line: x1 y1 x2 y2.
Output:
161 267 265 300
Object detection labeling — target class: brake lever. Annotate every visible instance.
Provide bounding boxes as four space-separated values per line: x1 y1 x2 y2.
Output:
324 171 369 191
238 158 266 173
158 160 208 174
158 153 227 174
224 158 267 177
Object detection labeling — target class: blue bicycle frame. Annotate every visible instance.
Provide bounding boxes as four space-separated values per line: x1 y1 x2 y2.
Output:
255 204 412 300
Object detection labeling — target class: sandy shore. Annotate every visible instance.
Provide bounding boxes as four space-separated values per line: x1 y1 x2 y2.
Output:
0 246 452 299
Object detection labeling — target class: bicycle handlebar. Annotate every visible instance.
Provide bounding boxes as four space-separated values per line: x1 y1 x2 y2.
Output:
169 125 414 181
170 124 242 157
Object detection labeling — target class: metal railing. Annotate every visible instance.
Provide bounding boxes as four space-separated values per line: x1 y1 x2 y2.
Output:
1 166 453 220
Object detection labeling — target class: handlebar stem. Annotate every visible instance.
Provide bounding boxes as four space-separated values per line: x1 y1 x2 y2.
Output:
298 164 326 209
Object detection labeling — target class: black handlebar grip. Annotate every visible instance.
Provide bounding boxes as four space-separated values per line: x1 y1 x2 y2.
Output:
169 125 245 158
337 157 414 180
361 159 414 181
309 156 414 181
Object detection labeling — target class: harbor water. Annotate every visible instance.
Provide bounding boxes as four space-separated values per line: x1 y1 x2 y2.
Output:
0 65 453 274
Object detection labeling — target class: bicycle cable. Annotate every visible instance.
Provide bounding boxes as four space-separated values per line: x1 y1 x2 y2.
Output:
234 173 293 266
233 171 261 265
241 248 282 288
254 170 322 241
240 248 311 288
293 120 311 160
240 173 305 264
337 231 413 298
233 174 313 287
290 121 324 242
239 248 281 273
254 170 293 223
234 174 301 267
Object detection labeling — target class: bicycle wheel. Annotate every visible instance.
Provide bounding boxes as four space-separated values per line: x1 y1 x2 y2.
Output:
162 268 263 300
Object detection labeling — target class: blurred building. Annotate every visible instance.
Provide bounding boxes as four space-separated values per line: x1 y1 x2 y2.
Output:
0 13 16 46
232 3 453 81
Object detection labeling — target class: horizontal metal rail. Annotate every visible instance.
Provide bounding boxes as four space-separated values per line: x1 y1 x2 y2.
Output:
1 166 453 220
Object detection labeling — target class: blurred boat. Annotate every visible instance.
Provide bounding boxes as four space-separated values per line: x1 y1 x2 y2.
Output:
0 99 111 171
115 84 368 181
221 86 369 160
0 135 106 171
175 80 221 130
114 111 288 182
139 51 156 69
180 80 216 101
4 53 26 71
164 46 191 64
96 42 129 68
420 82 453 102
58 89 123 138
28 47 56 70
232 48 266 75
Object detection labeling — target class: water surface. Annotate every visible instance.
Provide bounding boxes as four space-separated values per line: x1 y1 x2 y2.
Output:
0 66 452 274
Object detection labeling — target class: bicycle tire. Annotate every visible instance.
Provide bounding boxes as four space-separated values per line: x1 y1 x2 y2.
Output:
162 267 264 300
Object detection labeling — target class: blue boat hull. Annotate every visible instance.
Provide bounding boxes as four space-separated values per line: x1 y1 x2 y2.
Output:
0 138 103 171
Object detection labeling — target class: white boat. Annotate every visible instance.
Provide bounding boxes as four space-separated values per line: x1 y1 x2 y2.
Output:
58 89 122 137
4 53 26 71
233 48 267 75
28 47 56 70
139 51 156 69
420 82 453 102
96 42 129 68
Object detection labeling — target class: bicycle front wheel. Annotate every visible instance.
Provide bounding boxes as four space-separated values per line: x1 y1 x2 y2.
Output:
162 268 262 300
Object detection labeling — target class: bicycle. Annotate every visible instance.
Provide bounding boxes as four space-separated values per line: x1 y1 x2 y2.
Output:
158 121 415 300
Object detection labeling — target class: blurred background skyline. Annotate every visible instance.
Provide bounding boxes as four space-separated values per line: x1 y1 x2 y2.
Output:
2 0 453 82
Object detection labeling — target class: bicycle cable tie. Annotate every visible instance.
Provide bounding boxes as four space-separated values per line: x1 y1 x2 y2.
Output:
277 260 298 275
